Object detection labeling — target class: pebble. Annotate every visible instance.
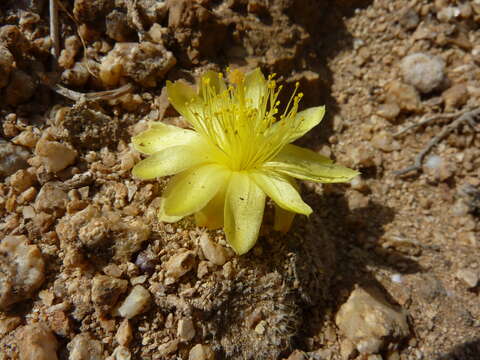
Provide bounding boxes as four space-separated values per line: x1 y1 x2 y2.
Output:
9 168 37 192
0 316 21 337
377 103 400 121
34 137 77 173
455 268 479 289
116 319 133 346
199 233 229 266
0 235 45 310
385 80 421 112
157 339 179 357
0 140 30 177
349 143 376 168
0 44 14 88
12 128 40 148
400 53 446 94
5 70 36 106
117 285 151 319
335 286 409 355
164 249 196 283
67 333 104 360
34 182 68 215
371 131 400 152
188 344 215 360
108 346 131 360
99 42 176 87
442 84 468 111
18 323 58 360
92 275 129 313
178 318 196 342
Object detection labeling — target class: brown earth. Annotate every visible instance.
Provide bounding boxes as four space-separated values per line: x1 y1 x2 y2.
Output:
0 0 479 359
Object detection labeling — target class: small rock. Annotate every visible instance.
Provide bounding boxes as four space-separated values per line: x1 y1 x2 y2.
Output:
5 70 36 106
0 45 14 88
73 0 114 22
135 249 157 273
437 6 461 22
78 217 111 248
456 268 479 289
178 318 196 342
188 344 215 360
287 350 307 360
18 323 58 360
377 103 400 121
157 339 179 357
117 285 151 319
67 333 104 360
0 140 30 178
399 8 420 30
108 346 131 360
106 10 135 42
400 53 446 94
61 62 90 88
349 143 376 168
199 233 229 266
92 275 128 312
385 80 421 112
34 182 68 215
99 42 176 87
0 235 45 310
350 176 369 193
335 286 409 355
164 249 196 282
442 84 468 111
371 131 400 152
12 128 40 148
0 316 22 337
116 319 133 346
9 168 37 192
34 138 77 173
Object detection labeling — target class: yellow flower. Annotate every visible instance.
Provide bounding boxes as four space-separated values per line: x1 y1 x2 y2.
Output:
132 68 358 254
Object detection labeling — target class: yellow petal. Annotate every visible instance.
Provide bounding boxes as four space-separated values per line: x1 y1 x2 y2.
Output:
195 184 227 229
199 70 227 97
250 171 312 215
166 80 199 120
158 197 184 223
244 68 267 108
224 172 266 255
273 205 296 233
163 164 229 217
265 144 359 183
268 106 325 143
289 106 325 141
132 144 209 180
132 122 200 154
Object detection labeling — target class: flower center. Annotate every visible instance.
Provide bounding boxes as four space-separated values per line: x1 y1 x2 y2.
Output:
188 70 303 171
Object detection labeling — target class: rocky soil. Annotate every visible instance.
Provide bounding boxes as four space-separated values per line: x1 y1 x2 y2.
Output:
0 0 479 359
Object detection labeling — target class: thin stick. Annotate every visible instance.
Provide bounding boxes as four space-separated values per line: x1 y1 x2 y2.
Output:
393 110 466 138
52 83 134 102
49 0 60 58
394 108 480 176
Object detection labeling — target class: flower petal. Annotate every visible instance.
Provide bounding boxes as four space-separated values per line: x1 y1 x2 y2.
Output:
244 68 267 109
199 70 227 97
132 122 200 155
158 197 184 223
224 172 266 255
166 80 199 120
273 205 296 233
265 144 359 183
132 144 210 180
163 164 229 218
195 184 227 229
250 171 312 215
268 106 325 143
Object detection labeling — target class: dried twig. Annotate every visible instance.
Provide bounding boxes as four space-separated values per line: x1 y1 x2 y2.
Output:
52 83 134 102
393 110 467 138
394 108 480 176
49 0 60 59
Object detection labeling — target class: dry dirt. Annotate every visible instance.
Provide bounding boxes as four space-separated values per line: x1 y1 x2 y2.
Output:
0 0 480 359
